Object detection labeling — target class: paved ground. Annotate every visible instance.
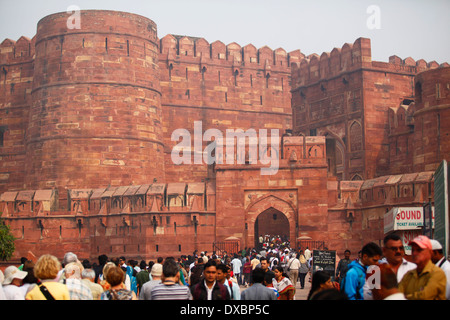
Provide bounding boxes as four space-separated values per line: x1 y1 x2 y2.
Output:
239 272 312 300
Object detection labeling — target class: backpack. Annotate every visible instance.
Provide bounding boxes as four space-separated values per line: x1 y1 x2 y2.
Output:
105 289 134 300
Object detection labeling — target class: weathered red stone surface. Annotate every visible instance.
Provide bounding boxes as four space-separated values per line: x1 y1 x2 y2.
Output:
0 10 448 263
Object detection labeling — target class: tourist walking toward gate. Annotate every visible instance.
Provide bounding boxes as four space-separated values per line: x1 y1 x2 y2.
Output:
243 256 252 287
101 265 137 300
2 266 27 300
140 263 163 300
150 258 191 300
287 253 300 287
64 262 93 300
25 254 70 300
231 254 242 285
298 251 310 289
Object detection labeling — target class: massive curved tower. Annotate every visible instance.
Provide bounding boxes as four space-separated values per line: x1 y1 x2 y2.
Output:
26 10 165 191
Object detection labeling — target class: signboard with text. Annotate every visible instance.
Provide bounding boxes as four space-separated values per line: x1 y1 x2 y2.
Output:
312 250 336 281
384 207 434 234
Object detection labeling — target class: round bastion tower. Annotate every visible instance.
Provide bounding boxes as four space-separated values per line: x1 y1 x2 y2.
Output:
26 10 165 191
413 66 450 172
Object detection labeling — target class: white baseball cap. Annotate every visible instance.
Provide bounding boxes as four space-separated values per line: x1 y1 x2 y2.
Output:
430 239 443 250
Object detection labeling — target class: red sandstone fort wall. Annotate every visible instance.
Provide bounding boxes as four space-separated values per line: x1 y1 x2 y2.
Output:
158 34 304 182
291 37 447 181
0 10 448 262
0 36 35 192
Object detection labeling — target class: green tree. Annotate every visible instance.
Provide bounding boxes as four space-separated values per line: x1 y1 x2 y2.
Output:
0 219 16 261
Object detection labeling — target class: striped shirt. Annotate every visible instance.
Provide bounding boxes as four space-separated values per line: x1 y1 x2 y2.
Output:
150 282 192 300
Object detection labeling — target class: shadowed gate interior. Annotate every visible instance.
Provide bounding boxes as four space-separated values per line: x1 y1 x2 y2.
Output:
254 207 290 247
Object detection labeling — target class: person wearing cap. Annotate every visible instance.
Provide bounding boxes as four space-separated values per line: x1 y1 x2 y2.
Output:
139 262 163 300
2 265 27 300
399 235 446 300
430 239 450 299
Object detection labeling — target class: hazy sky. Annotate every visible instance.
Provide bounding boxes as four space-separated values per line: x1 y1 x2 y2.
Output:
0 0 449 64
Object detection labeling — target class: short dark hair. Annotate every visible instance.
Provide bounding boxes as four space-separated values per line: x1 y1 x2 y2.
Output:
383 233 401 245
204 259 217 270
264 271 275 284
361 242 382 257
162 258 179 277
98 254 108 265
252 267 265 284
216 263 228 273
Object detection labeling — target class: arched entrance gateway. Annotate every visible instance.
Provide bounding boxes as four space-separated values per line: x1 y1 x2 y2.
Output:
254 208 290 247
244 194 297 249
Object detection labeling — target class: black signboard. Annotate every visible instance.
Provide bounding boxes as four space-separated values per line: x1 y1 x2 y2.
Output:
312 250 336 281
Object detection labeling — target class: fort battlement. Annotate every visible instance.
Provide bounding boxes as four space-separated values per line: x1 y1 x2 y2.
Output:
291 37 447 89
159 34 305 69
0 36 35 65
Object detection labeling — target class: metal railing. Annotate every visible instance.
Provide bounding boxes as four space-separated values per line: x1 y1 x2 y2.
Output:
213 241 240 256
297 240 327 251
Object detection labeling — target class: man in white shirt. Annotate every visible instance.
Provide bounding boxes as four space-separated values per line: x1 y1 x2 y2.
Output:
430 239 450 299
382 234 416 282
287 253 300 286
304 247 311 261
230 254 242 286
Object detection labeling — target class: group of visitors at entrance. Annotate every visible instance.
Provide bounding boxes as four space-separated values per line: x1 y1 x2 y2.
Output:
0 234 448 300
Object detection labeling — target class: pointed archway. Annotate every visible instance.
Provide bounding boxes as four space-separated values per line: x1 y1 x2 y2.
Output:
245 194 297 249
254 207 290 248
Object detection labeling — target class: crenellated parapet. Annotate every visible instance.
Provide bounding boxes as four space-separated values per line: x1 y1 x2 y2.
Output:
292 38 372 88
291 37 447 90
159 34 304 69
0 36 35 65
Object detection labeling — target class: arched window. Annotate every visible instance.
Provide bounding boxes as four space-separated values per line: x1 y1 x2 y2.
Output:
349 121 362 152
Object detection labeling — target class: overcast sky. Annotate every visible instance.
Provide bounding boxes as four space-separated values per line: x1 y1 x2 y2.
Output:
0 0 449 64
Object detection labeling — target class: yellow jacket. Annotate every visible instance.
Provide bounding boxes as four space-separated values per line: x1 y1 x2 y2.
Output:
399 260 447 300
26 281 71 300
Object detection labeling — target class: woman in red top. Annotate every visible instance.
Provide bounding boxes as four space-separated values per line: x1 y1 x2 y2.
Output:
242 256 252 287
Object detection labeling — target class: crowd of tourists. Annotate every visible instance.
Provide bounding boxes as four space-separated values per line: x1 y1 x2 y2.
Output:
0 233 448 300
